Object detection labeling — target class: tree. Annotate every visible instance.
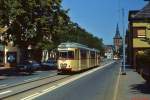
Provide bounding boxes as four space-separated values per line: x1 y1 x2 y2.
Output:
0 0 104 61
0 0 70 61
57 21 104 54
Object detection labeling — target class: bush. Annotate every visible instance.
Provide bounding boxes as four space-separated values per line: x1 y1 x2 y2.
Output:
136 50 150 82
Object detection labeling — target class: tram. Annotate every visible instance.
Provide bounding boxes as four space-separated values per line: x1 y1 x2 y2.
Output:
57 42 100 73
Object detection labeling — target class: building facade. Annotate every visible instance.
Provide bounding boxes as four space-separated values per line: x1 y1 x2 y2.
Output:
127 2 150 69
0 28 19 67
104 45 114 59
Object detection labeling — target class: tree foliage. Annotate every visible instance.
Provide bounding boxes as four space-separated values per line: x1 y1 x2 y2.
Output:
57 22 104 52
0 0 104 54
0 0 68 48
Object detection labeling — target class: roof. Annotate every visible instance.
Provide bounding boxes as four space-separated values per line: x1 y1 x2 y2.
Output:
128 10 139 21
132 2 150 19
58 42 99 52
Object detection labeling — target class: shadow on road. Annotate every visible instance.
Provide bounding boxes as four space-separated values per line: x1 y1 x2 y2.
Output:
130 82 150 94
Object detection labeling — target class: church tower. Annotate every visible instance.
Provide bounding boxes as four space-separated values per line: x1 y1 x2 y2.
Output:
113 24 122 56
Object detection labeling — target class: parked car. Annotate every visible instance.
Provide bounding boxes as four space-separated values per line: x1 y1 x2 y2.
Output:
41 59 57 70
16 60 41 74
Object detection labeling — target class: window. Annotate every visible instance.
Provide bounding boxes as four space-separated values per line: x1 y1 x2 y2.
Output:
137 29 146 37
133 27 146 38
59 51 67 59
90 51 95 59
68 51 74 59
59 51 74 59
80 50 87 59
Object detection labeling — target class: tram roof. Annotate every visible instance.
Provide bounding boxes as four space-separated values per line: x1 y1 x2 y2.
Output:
58 42 99 52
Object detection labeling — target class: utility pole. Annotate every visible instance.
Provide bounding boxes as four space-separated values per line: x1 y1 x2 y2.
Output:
122 8 126 75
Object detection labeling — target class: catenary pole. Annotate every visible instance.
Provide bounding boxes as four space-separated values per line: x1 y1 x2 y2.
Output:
122 8 126 75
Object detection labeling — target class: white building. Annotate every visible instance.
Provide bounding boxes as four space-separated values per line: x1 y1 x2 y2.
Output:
104 45 114 59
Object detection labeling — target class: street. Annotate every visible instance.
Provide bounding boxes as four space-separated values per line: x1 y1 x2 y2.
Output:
36 62 120 100
0 70 57 89
1 61 120 100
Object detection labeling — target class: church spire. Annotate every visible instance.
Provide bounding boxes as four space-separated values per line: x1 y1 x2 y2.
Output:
115 24 121 38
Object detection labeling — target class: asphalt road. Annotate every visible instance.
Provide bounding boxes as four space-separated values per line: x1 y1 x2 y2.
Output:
0 70 57 89
0 59 112 89
35 61 120 100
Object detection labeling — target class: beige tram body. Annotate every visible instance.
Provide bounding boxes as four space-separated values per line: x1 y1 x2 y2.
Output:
57 42 100 72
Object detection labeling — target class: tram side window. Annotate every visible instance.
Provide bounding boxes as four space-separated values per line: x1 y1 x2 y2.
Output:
80 50 87 59
90 52 95 59
68 51 74 59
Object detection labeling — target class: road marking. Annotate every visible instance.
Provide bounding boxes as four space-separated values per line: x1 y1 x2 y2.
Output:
113 66 121 100
20 93 40 100
42 86 56 92
0 90 12 95
0 84 8 87
21 61 115 100
24 77 39 82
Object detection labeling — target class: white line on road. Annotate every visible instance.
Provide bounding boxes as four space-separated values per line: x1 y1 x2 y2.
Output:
21 61 115 100
0 90 12 95
24 77 40 82
42 86 56 92
20 93 40 100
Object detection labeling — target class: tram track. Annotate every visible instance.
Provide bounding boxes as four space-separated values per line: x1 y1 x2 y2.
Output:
0 60 114 99
0 73 58 90
0 74 70 99
0 59 111 91
6 61 115 100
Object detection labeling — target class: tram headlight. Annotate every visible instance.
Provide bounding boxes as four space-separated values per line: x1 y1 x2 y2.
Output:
67 65 71 68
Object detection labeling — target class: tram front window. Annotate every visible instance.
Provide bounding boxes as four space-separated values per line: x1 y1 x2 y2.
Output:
68 51 74 59
59 51 74 59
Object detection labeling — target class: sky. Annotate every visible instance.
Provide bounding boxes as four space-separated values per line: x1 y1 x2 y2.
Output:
62 0 147 45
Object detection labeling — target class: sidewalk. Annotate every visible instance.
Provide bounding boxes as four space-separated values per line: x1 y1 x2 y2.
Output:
116 68 150 100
